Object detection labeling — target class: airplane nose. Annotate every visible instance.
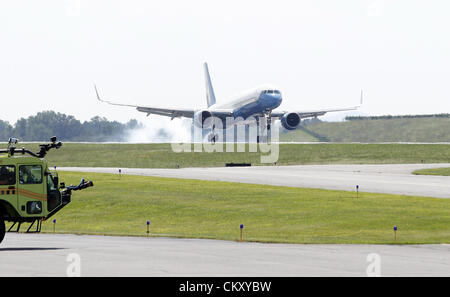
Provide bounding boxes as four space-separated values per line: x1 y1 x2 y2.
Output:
273 93 282 107
276 92 282 101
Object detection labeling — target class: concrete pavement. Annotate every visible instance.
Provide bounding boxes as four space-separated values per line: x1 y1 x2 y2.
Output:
60 164 450 198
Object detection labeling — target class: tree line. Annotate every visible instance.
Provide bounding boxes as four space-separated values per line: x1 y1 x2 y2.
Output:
345 114 450 121
0 111 141 142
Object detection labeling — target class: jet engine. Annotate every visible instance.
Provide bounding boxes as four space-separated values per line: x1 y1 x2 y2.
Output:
281 112 301 130
193 110 213 128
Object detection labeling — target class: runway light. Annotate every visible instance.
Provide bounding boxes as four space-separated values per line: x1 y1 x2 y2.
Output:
240 224 244 242
53 219 56 234
394 226 398 243
147 220 150 237
119 169 122 180
356 185 359 198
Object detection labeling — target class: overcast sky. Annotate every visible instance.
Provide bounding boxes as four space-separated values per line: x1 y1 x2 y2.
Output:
1 0 449 125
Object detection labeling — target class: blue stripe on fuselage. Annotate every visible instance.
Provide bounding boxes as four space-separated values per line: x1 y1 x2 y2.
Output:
233 93 282 119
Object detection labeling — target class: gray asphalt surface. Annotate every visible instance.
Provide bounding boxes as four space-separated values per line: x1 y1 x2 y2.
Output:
61 163 450 198
1 233 449 277
2 164 449 277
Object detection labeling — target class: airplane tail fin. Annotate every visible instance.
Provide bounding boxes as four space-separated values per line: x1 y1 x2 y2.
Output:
204 62 216 108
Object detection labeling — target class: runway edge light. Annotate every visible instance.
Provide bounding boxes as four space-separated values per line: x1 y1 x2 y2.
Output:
240 224 244 242
394 226 398 243
147 220 150 237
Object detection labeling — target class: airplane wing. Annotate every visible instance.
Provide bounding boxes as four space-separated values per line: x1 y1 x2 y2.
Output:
271 106 360 119
95 85 195 118
271 91 363 119
95 85 233 119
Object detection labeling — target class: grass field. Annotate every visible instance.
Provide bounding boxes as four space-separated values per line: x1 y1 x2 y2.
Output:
281 117 450 142
16 171 450 244
413 167 450 176
19 142 450 168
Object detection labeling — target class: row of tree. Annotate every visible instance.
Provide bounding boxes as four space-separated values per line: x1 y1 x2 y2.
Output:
0 111 141 142
345 114 450 121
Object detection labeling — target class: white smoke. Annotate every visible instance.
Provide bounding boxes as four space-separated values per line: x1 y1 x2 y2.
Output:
124 117 284 143
125 117 192 143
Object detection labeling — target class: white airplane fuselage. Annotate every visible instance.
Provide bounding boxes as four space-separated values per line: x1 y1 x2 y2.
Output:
210 85 283 119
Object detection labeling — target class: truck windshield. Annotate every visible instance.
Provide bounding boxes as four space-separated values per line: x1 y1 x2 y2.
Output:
47 173 57 191
47 173 61 212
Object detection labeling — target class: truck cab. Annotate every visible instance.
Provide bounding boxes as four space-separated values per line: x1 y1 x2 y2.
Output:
0 137 93 244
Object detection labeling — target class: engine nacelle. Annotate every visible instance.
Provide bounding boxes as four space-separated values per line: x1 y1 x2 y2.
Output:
193 110 213 128
281 112 301 130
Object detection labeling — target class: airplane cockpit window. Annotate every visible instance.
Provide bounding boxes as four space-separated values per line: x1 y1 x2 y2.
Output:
263 90 281 95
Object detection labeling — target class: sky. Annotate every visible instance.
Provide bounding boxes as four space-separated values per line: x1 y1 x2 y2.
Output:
1 0 450 126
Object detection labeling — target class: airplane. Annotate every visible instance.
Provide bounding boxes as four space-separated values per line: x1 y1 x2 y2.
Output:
95 62 362 142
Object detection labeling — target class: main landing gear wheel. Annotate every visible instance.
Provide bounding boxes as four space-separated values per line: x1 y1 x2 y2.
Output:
257 111 272 143
208 124 219 143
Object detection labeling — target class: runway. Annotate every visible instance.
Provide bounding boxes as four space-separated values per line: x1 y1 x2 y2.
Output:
61 163 450 198
1 233 449 277
3 164 449 277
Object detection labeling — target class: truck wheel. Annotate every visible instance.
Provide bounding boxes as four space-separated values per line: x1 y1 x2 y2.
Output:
0 219 5 244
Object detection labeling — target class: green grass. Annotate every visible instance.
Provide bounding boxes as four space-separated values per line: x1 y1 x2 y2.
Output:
413 168 450 176
14 171 450 244
281 117 450 143
18 143 450 168
279 127 321 142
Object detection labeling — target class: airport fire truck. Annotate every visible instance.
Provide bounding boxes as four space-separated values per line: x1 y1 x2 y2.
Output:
0 137 93 244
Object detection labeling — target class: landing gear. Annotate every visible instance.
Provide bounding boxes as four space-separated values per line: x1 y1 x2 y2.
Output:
257 111 272 143
0 219 5 244
207 124 220 143
208 132 218 143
